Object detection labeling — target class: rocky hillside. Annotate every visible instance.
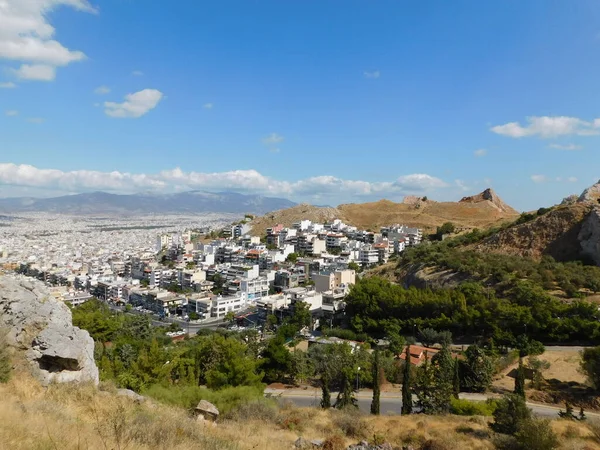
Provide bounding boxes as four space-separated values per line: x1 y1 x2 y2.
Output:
0 276 98 385
251 188 519 235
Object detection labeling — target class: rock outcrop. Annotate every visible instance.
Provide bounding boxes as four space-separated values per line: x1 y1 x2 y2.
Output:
578 206 600 265
459 188 518 214
579 180 600 204
0 276 99 386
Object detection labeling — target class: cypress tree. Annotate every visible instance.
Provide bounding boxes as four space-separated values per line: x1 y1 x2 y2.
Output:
514 358 526 398
371 349 381 415
453 356 460 399
321 373 331 408
401 345 413 415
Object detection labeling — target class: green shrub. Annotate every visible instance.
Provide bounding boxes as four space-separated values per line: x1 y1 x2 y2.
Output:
514 419 558 450
332 409 371 439
450 398 497 416
142 384 265 415
490 394 531 435
0 333 12 383
223 399 279 422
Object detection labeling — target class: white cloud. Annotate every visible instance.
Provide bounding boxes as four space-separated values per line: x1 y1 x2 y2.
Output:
94 85 110 95
5 110 18 116
203 103 213 109
531 174 548 183
262 133 284 145
548 143 582 151
491 116 600 138
474 148 487 157
132 70 144 76
104 89 164 118
0 81 16 88
0 1 94 81
269 148 280 153
0 163 450 199
11 64 56 81
568 176 578 183
27 117 45 123
364 70 380 79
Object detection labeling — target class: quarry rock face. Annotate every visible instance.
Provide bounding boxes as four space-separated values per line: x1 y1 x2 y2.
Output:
578 206 600 266
0 276 99 386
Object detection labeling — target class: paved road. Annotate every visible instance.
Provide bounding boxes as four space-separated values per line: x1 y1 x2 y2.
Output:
265 388 600 418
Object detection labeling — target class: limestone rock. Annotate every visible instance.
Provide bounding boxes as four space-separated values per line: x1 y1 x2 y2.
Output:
194 399 219 421
116 388 146 403
579 180 600 204
0 275 99 386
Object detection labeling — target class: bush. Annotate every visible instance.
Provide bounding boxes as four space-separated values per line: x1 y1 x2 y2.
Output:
581 346 600 389
332 409 371 439
0 332 12 383
514 419 558 450
420 439 452 450
223 399 279 422
322 434 346 450
490 394 531 435
450 398 497 416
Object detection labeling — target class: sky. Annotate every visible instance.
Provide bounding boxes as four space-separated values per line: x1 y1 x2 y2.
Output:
1 0 600 211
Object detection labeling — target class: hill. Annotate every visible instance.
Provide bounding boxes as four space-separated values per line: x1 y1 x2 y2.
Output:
1 373 599 450
251 188 519 235
0 191 296 216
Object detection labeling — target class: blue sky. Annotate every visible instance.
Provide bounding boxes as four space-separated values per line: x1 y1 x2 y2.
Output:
1 0 600 211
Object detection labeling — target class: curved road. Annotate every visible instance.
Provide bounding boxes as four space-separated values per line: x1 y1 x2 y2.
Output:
264 388 600 418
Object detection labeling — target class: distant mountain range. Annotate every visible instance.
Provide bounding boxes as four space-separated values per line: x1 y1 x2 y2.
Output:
0 191 297 215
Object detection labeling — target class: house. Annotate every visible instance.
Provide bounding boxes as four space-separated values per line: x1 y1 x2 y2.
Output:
398 345 439 366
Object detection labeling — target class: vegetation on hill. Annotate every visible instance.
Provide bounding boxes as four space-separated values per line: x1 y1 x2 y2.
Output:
345 276 600 344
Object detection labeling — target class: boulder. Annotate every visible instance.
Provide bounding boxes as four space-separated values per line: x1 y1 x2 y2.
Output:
0 276 99 386
194 399 219 421
579 181 600 204
116 388 146 403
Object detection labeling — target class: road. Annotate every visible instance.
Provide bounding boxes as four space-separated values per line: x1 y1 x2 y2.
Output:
264 388 600 418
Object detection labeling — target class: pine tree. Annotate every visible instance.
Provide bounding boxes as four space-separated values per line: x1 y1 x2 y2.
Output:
514 358 526 398
453 356 461 399
578 406 586 421
415 351 436 414
559 402 576 420
370 349 381 415
335 368 358 409
401 345 413 415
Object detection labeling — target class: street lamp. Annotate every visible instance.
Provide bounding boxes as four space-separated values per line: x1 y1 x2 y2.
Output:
356 367 361 392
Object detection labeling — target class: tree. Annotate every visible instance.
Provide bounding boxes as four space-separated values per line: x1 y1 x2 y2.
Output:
558 402 576 420
581 346 600 389
286 253 298 263
289 301 311 331
528 356 550 390
290 349 314 385
414 351 436 414
335 366 358 410
490 394 531 435
514 419 559 450
348 261 360 272
431 343 454 413
401 346 413 415
461 345 494 393
224 311 236 323
265 314 278 331
436 222 456 238
371 350 381 415
189 312 199 321
419 328 440 348
514 358 526 398
261 335 292 382
453 356 460 399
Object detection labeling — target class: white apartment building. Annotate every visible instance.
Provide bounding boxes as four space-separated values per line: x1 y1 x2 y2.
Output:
358 246 379 266
312 269 356 293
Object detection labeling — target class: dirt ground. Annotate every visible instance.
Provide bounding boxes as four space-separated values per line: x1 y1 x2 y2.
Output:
493 349 586 392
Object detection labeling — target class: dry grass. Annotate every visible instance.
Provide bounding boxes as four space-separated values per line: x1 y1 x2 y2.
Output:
3 369 600 450
493 350 586 393
250 194 518 236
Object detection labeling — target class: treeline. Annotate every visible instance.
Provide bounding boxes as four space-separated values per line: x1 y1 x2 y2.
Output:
345 277 600 344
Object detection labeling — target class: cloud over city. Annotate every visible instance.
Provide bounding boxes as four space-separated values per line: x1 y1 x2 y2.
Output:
0 163 450 200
